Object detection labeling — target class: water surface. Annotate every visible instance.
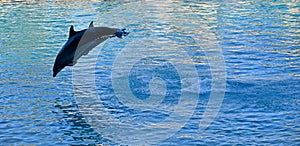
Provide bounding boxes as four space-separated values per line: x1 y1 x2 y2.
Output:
0 0 299 145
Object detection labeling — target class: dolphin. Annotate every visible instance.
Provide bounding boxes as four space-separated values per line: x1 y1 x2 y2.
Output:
53 21 128 77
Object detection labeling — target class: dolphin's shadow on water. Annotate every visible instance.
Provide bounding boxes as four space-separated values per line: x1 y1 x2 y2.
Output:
53 21 129 77
54 103 117 145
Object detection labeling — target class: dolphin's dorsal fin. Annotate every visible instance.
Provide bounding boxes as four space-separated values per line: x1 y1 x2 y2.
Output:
89 21 94 28
69 25 76 38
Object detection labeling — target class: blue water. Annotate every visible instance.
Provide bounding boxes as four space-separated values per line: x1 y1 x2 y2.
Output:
0 0 299 145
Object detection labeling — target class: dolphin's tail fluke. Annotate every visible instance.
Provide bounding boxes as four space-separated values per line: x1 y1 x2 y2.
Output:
114 28 129 38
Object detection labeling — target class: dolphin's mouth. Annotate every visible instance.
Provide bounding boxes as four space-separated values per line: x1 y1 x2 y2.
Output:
53 64 65 77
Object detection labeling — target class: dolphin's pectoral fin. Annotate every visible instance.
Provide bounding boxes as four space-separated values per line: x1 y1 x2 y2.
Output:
83 51 89 55
69 25 76 39
67 61 76 66
83 48 94 55
114 28 129 38
89 21 94 28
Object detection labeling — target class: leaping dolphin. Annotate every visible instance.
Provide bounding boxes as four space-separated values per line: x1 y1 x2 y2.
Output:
53 21 128 77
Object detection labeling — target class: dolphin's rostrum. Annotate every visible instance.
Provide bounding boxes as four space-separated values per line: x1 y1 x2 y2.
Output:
53 21 128 77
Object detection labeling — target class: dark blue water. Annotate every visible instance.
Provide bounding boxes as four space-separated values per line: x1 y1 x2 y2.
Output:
0 1 299 145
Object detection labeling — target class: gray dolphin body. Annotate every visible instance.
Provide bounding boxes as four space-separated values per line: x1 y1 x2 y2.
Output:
53 21 128 77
